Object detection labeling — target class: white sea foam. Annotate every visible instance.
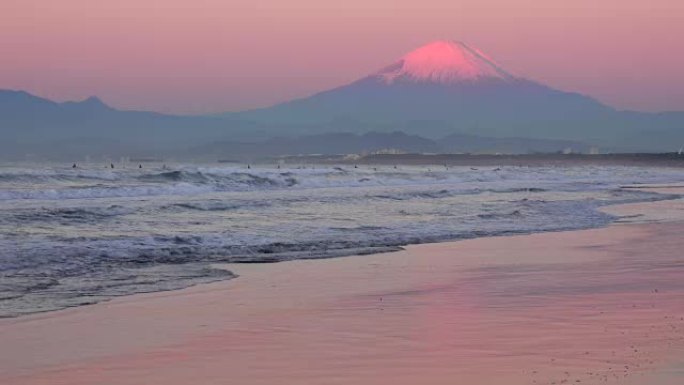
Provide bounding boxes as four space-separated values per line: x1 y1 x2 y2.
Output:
1 164 682 317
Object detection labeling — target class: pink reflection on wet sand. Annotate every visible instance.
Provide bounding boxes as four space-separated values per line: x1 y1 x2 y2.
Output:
1 201 684 385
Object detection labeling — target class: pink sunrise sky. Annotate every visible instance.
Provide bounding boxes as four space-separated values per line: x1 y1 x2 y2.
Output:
2 0 683 114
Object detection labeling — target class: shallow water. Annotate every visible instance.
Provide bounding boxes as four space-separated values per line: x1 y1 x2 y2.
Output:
1 163 682 317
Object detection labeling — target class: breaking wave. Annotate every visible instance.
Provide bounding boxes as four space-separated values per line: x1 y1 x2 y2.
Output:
1 163 683 317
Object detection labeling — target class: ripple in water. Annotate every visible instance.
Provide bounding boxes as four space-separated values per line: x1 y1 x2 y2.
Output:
0 163 682 317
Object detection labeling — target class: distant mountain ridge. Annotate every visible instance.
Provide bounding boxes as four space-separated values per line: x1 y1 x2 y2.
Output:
229 41 683 150
0 90 589 160
0 89 265 152
231 40 615 140
1 40 684 157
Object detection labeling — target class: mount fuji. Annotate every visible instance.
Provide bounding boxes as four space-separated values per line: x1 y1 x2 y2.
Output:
1 40 683 157
233 40 620 141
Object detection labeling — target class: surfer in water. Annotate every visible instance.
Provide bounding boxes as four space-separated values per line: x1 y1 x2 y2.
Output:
110 163 114 169
72 163 77 169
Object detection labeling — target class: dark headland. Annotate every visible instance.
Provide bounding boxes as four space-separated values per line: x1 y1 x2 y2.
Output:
278 152 684 168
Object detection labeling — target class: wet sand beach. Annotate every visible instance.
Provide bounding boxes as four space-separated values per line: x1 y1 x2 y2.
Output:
1 190 684 385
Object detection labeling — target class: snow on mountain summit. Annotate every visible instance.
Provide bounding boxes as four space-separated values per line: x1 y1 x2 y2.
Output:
375 40 517 85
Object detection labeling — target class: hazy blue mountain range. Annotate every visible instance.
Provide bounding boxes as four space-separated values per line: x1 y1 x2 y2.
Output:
1 41 683 159
0 90 265 149
229 41 683 150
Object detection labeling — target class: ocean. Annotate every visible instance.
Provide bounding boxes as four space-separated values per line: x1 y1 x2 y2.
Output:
1 162 682 317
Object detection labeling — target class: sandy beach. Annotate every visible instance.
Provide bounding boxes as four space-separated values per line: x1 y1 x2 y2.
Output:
2 190 684 385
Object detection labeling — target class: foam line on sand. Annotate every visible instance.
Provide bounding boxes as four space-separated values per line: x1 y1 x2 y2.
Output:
2 189 684 384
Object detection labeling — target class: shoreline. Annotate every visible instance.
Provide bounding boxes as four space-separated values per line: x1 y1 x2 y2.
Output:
1 188 684 384
281 153 684 168
2 184 680 320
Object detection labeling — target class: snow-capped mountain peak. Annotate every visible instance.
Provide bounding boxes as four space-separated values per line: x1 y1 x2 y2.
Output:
375 40 516 84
